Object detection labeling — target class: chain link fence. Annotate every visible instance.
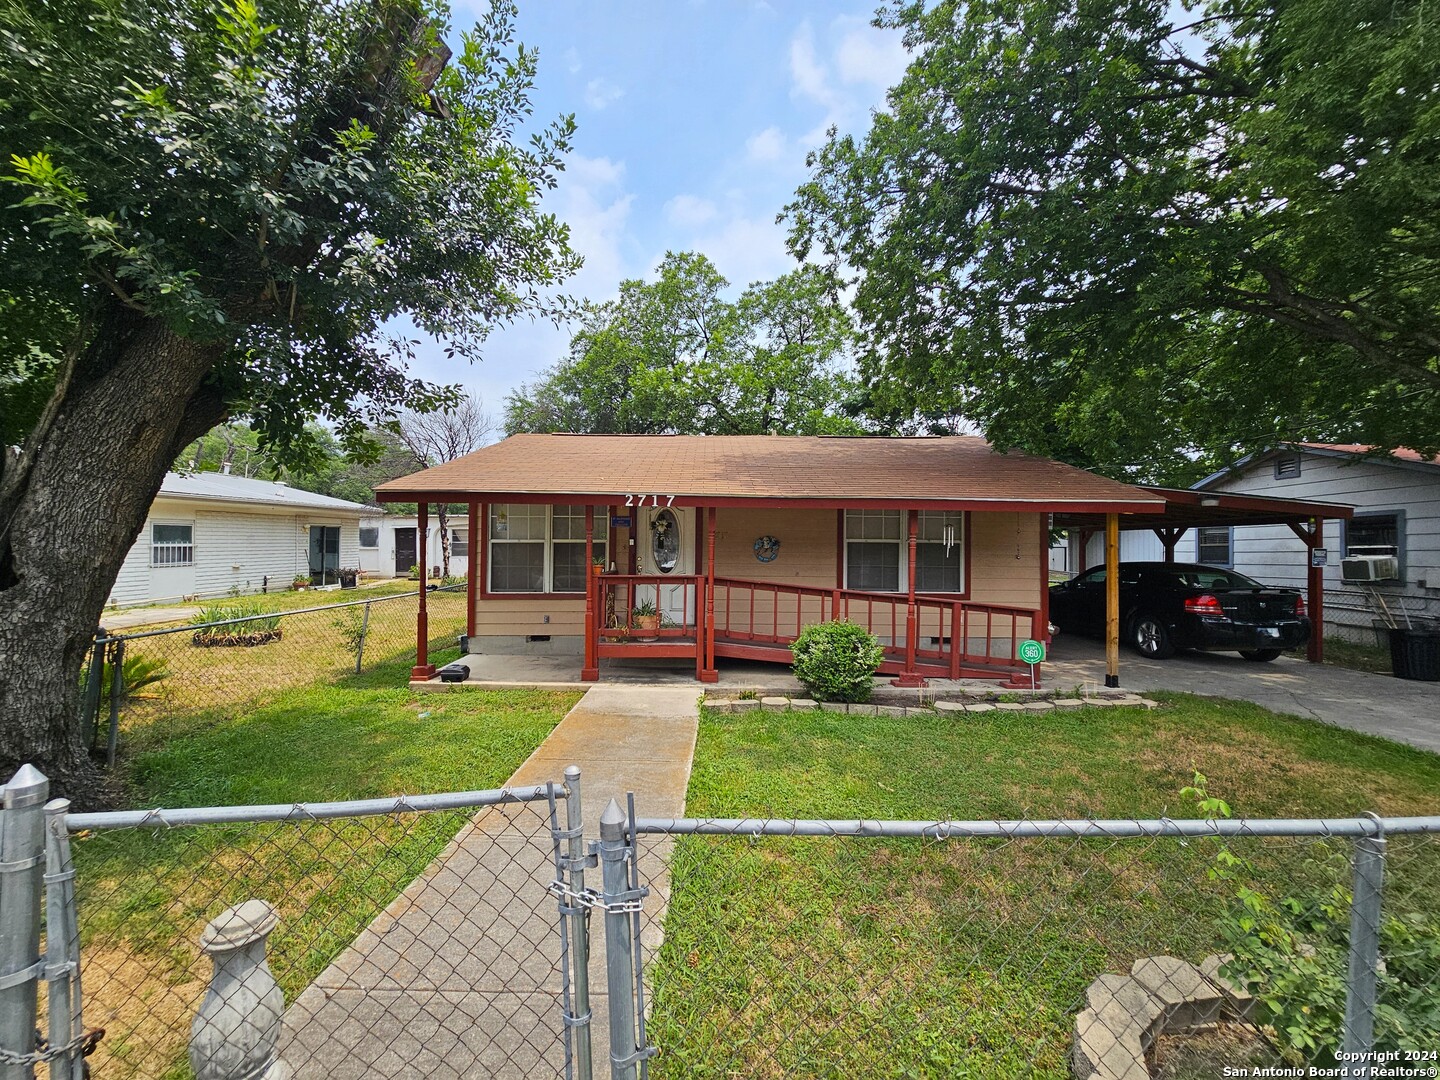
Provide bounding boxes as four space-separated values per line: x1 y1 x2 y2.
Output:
1323 586 1440 646
629 814 1440 1079
80 586 468 762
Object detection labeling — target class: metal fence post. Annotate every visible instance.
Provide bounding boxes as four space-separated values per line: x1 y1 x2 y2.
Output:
1343 815 1386 1068
0 764 49 1080
105 638 125 768
44 799 84 1080
600 799 643 1080
565 767 594 1080
80 637 105 749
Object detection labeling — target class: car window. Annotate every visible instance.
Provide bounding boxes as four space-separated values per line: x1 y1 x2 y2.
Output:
1074 568 1105 586
1193 569 1264 589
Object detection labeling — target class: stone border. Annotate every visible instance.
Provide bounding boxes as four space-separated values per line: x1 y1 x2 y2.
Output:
1072 954 1255 1080
702 693 1159 716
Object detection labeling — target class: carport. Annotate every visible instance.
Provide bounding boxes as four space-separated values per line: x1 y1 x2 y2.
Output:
1052 488 1353 687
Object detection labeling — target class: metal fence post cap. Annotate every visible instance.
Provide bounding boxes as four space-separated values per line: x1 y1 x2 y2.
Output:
3 763 49 808
565 764 581 782
600 798 626 840
200 899 280 953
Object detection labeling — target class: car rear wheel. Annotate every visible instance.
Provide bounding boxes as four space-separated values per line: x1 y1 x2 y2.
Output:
1130 614 1175 659
1239 649 1283 662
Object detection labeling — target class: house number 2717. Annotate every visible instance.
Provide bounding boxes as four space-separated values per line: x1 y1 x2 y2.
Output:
624 494 676 507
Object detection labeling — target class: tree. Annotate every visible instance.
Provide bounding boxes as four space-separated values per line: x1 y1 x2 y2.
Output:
786 0 1440 482
506 254 863 436
393 394 497 575
0 0 578 794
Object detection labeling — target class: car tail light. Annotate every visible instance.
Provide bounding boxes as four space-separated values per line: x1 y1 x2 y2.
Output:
1184 594 1225 616
1295 595 1306 618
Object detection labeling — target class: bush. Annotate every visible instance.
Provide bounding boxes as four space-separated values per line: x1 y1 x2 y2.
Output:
790 620 884 703
190 600 283 647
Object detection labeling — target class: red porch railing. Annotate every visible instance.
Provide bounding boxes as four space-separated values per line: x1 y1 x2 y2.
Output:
585 573 1040 683
710 576 1038 680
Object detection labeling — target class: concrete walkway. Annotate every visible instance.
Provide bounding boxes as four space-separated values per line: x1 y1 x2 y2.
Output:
280 684 698 1078
1045 637 1440 755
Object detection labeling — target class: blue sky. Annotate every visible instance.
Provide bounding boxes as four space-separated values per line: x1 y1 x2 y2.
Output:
426 0 911 419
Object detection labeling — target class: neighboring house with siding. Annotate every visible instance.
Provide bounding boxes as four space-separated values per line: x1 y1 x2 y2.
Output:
357 513 469 579
107 471 367 608
1188 445 1440 641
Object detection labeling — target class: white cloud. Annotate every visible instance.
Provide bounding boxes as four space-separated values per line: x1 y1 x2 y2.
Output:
679 213 797 291
563 46 581 74
745 126 787 163
583 77 624 110
788 22 838 110
834 18 909 88
664 194 719 228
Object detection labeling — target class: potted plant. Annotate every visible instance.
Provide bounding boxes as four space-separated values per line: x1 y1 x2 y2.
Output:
407 564 419 581
338 567 358 589
291 574 309 591
632 599 659 640
592 556 606 577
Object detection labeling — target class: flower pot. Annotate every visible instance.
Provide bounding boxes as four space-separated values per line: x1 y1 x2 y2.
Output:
635 614 659 640
1389 628 1440 681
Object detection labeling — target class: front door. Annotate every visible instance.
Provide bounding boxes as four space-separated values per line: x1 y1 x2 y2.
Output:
394 528 417 577
640 506 694 626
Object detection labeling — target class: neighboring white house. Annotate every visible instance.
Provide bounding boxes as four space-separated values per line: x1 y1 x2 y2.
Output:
1188 444 1440 640
107 471 367 608
357 512 469 578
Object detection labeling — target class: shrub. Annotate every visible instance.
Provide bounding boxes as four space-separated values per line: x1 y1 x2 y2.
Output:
789 620 884 703
191 600 283 647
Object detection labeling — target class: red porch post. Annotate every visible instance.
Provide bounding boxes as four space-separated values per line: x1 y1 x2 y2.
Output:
1036 512 1048 684
412 501 436 679
582 505 599 681
701 506 718 682
465 500 479 640
892 508 926 687
1289 517 1325 664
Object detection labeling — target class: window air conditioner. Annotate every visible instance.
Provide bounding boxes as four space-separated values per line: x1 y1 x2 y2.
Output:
1341 555 1400 582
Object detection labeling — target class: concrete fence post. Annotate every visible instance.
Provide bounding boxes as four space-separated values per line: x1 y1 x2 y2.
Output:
0 764 49 1080
189 900 288 1080
599 799 639 1080
1342 817 1386 1073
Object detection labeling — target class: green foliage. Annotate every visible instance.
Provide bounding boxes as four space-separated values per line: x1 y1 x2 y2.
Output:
506 254 864 435
191 600 282 644
332 607 366 656
789 620 884 702
788 0 1440 480
0 0 578 463
83 651 170 708
1183 773 1440 1063
631 599 658 618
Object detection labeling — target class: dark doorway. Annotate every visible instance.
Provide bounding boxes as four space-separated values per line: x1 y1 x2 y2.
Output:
395 528 417 577
309 525 341 585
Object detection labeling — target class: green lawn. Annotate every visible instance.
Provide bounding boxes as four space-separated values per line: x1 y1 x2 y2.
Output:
73 653 581 1080
1289 635 1394 675
645 695 1440 1079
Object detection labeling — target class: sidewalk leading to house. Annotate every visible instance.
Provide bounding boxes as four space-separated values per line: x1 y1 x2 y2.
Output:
280 683 699 1078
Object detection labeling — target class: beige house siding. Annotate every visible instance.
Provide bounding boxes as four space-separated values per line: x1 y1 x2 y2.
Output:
469 505 1045 654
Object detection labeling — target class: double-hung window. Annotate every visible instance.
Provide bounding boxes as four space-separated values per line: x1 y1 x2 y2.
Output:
1196 527 1232 567
843 510 965 593
450 528 469 558
151 523 194 567
489 505 606 593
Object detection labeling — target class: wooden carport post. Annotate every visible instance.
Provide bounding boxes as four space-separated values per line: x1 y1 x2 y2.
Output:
411 501 436 679
1153 527 1186 564
1105 512 1120 688
1288 516 1326 664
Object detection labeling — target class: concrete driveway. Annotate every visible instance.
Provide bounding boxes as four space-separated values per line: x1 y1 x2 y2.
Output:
1045 635 1440 755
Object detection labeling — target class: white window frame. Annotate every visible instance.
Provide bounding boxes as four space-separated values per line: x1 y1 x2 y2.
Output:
843 510 966 594
1196 526 1233 568
150 522 194 568
488 504 606 594
450 527 469 558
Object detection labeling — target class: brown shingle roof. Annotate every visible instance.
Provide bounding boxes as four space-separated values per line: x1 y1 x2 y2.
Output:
375 434 1164 511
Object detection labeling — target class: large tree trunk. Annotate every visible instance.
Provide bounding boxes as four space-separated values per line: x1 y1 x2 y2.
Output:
0 304 226 802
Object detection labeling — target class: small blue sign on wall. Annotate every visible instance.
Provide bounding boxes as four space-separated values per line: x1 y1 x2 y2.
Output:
612 516 632 528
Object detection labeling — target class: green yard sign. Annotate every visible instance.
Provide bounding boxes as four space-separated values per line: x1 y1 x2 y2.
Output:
1017 639 1046 665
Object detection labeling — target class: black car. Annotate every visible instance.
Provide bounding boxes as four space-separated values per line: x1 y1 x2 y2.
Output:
1048 562 1311 661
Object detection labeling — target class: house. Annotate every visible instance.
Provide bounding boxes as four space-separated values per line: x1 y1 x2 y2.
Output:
378 435 1353 684
357 512 469 579
107 471 368 607
1187 444 1440 641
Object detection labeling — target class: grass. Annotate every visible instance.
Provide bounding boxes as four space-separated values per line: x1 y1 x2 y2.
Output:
645 695 1440 1079
1289 634 1394 674
72 651 581 1080
105 578 427 625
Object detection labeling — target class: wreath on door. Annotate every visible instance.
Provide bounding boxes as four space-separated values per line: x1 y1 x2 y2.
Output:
753 535 781 563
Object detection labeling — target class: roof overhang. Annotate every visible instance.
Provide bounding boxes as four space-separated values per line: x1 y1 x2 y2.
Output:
1052 486 1353 532
373 490 1163 513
